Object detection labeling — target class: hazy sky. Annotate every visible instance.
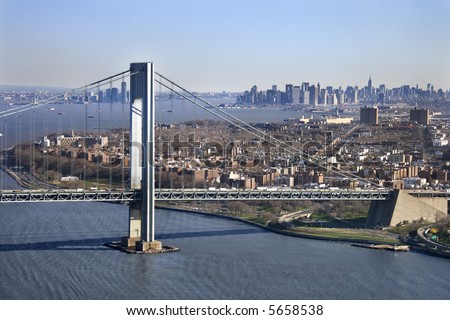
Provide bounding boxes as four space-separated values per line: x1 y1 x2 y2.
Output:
1 0 449 92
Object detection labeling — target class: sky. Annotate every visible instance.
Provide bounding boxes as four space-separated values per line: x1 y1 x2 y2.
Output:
0 0 449 92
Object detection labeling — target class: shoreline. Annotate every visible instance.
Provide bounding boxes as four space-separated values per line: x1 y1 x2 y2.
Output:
0 165 30 189
156 205 401 245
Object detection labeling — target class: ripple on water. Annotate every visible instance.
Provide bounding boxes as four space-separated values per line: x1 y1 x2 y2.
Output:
0 204 450 299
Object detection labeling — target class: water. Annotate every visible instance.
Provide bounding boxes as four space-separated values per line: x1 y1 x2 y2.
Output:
0 172 449 299
0 99 330 149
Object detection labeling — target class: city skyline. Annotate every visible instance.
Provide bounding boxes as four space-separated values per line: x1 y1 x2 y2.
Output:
1 0 449 91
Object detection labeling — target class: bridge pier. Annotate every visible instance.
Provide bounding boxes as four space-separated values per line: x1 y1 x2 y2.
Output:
121 201 141 247
367 189 448 227
121 62 162 252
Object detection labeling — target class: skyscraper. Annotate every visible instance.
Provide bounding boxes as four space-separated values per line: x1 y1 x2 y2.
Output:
111 87 119 103
367 76 372 98
286 84 293 103
292 86 301 104
250 85 258 104
301 82 309 92
309 85 318 106
121 81 127 104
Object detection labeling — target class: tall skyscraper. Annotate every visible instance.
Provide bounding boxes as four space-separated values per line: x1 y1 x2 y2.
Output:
286 84 293 103
301 82 309 92
367 76 372 98
111 87 119 103
292 86 301 104
121 81 127 104
309 85 318 106
360 106 378 125
354 86 359 104
105 88 111 102
302 90 310 105
250 85 258 104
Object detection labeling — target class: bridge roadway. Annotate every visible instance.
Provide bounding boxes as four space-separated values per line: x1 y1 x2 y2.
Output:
0 188 398 203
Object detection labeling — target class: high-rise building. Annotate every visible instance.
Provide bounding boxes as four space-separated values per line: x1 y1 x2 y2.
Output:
326 93 336 105
105 88 111 102
360 106 378 125
111 88 119 103
121 81 127 104
401 85 411 98
302 90 310 105
301 82 309 92
309 85 318 106
292 86 301 104
410 107 430 125
250 85 258 104
266 89 276 104
326 86 333 95
319 88 327 105
98 90 104 102
367 76 372 98
285 84 293 103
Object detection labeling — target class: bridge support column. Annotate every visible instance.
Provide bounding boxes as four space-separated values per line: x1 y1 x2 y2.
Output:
367 189 447 227
121 201 141 247
121 62 161 252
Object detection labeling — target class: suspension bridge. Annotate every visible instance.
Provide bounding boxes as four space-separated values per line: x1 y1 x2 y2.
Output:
0 62 447 251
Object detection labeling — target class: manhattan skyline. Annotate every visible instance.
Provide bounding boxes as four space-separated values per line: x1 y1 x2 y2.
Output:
0 0 449 92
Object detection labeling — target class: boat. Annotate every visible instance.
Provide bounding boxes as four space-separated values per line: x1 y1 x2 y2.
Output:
87 115 94 118
48 107 55 111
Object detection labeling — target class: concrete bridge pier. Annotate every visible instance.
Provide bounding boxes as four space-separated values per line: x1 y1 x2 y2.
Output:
367 189 448 227
120 62 162 252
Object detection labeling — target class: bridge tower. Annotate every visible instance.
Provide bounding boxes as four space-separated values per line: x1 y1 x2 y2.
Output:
121 62 161 251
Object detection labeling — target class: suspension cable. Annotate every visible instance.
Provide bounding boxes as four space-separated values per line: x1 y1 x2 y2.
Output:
0 70 134 119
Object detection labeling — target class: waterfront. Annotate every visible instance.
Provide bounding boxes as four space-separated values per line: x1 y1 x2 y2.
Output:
0 100 348 148
1 172 450 300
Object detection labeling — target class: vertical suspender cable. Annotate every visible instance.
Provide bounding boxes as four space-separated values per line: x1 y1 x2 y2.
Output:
96 84 100 189
44 109 49 184
28 110 32 189
0 119 3 191
14 115 18 175
121 74 125 190
84 86 88 190
57 106 61 185
109 80 113 189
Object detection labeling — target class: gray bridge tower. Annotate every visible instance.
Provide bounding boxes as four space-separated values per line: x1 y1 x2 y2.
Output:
121 62 161 251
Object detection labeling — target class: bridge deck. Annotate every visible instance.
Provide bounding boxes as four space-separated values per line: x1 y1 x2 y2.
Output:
0 189 398 203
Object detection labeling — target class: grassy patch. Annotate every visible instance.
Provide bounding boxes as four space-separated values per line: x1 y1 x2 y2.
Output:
289 227 401 244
